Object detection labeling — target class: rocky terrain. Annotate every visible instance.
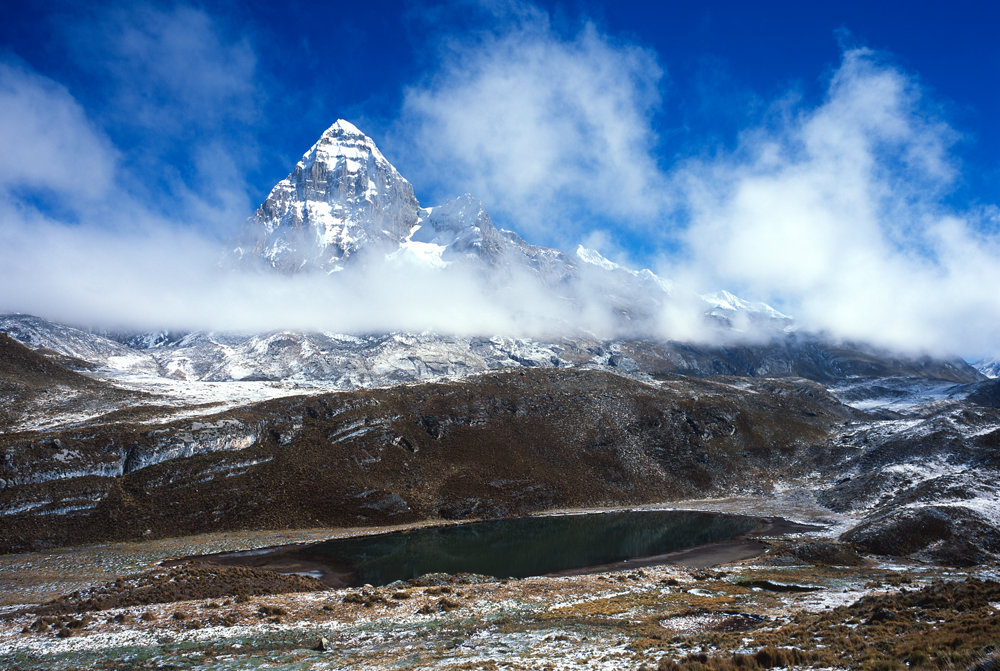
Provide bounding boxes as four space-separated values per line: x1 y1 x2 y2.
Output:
1 321 997 569
0 342 853 552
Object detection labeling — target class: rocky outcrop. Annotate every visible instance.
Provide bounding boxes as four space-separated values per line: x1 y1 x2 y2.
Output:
0 368 855 553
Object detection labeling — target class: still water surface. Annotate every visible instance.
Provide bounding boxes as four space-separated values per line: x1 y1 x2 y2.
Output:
244 510 762 586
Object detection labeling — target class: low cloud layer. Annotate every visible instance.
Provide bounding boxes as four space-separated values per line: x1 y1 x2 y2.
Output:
0 216 705 340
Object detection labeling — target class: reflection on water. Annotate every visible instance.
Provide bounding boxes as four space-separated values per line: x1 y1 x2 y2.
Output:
271 510 760 586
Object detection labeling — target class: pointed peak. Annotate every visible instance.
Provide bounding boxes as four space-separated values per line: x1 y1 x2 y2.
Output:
327 119 364 136
301 118 396 173
576 245 620 271
315 119 373 148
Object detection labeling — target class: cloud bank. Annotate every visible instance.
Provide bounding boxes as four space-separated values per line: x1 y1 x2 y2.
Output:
0 61 117 203
397 3 667 248
677 49 1000 356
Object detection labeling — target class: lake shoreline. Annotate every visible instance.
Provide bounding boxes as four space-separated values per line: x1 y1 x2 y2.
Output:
171 511 821 586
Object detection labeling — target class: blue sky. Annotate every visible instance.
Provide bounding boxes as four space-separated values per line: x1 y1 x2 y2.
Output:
2 0 999 355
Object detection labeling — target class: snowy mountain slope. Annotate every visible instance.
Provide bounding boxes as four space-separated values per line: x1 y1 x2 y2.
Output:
702 290 793 331
409 194 505 263
0 333 150 432
975 357 1000 378
231 119 790 336
233 120 420 273
817 397 1000 564
0 314 160 376
0 313 982 404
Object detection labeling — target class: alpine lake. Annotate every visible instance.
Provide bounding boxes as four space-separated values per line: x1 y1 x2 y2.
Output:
186 510 770 586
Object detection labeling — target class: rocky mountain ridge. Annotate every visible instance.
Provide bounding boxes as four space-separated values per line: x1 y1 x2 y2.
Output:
976 357 1000 378
1 342 998 566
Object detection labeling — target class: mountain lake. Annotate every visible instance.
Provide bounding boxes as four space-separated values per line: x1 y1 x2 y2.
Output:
179 510 781 587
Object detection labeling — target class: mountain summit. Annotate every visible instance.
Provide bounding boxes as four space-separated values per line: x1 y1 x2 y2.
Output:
232 120 532 276
231 119 789 336
234 120 420 272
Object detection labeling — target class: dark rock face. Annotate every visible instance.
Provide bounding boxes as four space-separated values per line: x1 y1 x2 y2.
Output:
968 378 1000 408
619 338 981 384
790 540 866 566
843 506 1000 566
0 368 854 553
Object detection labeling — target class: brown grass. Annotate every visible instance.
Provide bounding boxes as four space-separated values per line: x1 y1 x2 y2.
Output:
639 578 1000 671
12 565 327 616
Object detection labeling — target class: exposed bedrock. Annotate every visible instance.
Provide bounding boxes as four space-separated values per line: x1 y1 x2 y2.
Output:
0 368 855 553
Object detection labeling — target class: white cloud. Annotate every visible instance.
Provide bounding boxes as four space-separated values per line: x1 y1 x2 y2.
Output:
0 213 633 337
678 49 1000 356
398 9 666 245
0 61 117 203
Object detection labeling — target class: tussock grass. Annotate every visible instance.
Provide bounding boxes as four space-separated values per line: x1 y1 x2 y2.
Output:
639 578 1000 671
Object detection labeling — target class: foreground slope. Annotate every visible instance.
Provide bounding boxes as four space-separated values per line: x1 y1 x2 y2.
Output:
0 368 855 553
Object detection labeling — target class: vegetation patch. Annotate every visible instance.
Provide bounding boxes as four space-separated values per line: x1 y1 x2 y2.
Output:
13 565 327 616
639 578 1000 670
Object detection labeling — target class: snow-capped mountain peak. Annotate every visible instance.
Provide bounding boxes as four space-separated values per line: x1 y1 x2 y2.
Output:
234 120 420 273
575 245 620 271
702 289 791 321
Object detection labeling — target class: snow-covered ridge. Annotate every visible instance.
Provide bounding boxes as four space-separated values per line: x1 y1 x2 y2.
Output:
702 290 790 321
233 119 789 332
976 358 1000 379
575 245 674 295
